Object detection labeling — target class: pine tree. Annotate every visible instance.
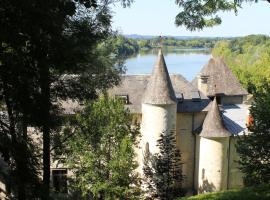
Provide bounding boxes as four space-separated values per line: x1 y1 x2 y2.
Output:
143 131 185 200
236 83 270 186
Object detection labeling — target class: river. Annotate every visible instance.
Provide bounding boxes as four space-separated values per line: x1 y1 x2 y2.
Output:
124 48 212 81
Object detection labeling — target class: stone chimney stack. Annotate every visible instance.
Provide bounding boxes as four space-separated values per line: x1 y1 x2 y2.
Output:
197 74 209 96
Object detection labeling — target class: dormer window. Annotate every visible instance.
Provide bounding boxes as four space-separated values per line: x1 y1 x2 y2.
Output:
115 94 129 104
191 91 201 102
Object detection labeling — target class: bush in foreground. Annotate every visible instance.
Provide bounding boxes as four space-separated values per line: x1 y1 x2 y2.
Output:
178 184 270 200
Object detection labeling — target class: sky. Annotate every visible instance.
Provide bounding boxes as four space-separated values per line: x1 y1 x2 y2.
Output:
111 0 270 37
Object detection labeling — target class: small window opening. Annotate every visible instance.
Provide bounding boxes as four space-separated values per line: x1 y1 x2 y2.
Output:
115 94 129 104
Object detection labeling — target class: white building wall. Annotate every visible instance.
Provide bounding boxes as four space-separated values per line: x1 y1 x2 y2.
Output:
198 137 229 193
137 103 176 174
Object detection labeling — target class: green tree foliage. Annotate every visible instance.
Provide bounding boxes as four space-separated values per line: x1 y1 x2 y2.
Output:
64 96 141 200
139 40 152 50
236 84 270 186
0 0 132 198
212 35 270 93
174 0 270 31
143 131 184 200
107 35 140 58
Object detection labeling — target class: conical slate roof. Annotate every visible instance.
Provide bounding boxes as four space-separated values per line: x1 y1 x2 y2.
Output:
200 98 231 138
192 57 248 96
142 49 177 105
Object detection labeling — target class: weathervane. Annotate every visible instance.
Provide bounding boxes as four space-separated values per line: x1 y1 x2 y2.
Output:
158 34 163 48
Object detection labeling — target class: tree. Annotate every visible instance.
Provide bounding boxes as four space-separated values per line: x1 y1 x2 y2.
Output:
174 0 270 31
143 131 184 200
212 35 270 93
0 43 42 199
236 83 270 186
64 96 141 200
1 0 133 199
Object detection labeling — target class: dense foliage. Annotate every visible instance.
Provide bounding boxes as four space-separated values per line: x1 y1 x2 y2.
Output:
174 0 270 31
236 84 270 186
212 35 270 93
64 97 141 200
178 184 270 200
0 0 132 199
143 131 184 200
106 35 140 58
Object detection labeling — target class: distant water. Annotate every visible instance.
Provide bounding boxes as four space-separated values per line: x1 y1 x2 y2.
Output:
125 48 212 81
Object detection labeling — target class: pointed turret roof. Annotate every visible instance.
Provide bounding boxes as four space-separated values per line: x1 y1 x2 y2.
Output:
200 98 231 138
142 49 177 104
192 57 248 96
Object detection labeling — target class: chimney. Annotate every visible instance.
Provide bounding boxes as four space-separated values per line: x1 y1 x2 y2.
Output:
197 74 209 96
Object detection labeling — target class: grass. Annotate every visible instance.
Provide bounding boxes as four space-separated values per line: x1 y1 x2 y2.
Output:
178 184 270 200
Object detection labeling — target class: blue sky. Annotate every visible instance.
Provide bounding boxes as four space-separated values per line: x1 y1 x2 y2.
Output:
111 0 270 37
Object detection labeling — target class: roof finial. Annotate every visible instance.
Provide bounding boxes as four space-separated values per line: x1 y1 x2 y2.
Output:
158 34 163 49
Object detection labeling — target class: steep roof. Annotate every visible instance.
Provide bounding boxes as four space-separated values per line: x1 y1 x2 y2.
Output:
200 98 231 138
142 49 177 104
192 57 248 96
108 74 210 113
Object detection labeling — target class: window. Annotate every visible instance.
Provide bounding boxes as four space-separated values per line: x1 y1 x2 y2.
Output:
52 169 67 193
115 94 129 104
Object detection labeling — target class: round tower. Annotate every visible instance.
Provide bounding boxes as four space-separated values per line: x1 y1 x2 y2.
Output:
138 49 177 173
198 98 231 193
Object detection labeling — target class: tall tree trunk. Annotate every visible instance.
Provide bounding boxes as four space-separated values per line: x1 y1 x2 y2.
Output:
3 82 26 200
40 65 51 200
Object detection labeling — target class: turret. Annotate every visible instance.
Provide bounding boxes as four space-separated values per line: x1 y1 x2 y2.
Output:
138 49 177 173
198 98 231 193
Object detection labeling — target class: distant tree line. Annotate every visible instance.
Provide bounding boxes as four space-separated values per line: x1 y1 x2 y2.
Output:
138 37 225 49
110 35 227 57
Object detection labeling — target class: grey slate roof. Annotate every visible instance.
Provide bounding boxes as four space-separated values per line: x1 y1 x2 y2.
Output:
222 104 249 135
200 98 231 138
192 57 248 96
108 74 210 113
142 49 177 104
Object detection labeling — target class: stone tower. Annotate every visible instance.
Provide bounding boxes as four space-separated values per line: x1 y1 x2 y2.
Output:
198 98 231 193
138 49 177 173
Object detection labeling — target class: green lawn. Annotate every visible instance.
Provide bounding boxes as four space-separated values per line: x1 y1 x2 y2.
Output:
178 184 270 200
